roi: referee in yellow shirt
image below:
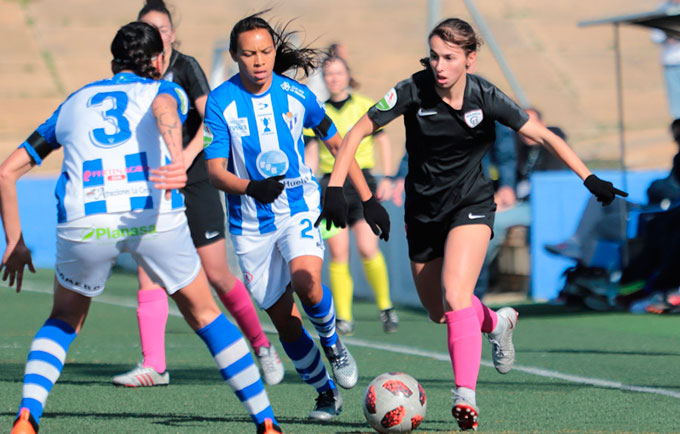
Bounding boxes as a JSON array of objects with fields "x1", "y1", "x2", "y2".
[{"x1": 305, "y1": 55, "x2": 398, "y2": 335}]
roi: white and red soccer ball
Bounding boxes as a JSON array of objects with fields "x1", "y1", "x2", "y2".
[{"x1": 362, "y1": 372, "x2": 427, "y2": 433}]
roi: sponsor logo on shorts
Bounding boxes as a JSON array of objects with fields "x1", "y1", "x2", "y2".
[
  {"x1": 205, "y1": 231, "x2": 220, "y2": 240},
  {"x1": 81, "y1": 224, "x2": 156, "y2": 241},
  {"x1": 243, "y1": 272, "x2": 253, "y2": 285},
  {"x1": 464, "y1": 109, "x2": 484, "y2": 128},
  {"x1": 376, "y1": 88, "x2": 397, "y2": 111},
  {"x1": 56, "y1": 267, "x2": 102, "y2": 293},
  {"x1": 468, "y1": 213, "x2": 486, "y2": 220}
]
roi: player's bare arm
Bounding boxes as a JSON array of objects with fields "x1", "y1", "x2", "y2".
[
  {"x1": 150, "y1": 93, "x2": 187, "y2": 197},
  {"x1": 328, "y1": 114, "x2": 377, "y2": 189},
  {"x1": 0, "y1": 147, "x2": 37, "y2": 292},
  {"x1": 518, "y1": 118, "x2": 591, "y2": 181},
  {"x1": 323, "y1": 132, "x2": 373, "y2": 201},
  {"x1": 205, "y1": 157, "x2": 249, "y2": 195},
  {"x1": 181, "y1": 94, "x2": 208, "y2": 168}
]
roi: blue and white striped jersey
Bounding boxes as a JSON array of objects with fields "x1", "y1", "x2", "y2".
[
  {"x1": 203, "y1": 72, "x2": 337, "y2": 235},
  {"x1": 21, "y1": 72, "x2": 189, "y2": 223}
]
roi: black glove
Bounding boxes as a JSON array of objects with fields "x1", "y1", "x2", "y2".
[
  {"x1": 245, "y1": 175, "x2": 285, "y2": 204},
  {"x1": 584, "y1": 174, "x2": 628, "y2": 206},
  {"x1": 362, "y1": 195, "x2": 391, "y2": 241},
  {"x1": 315, "y1": 186, "x2": 348, "y2": 230}
]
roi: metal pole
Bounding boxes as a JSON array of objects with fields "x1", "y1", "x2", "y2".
[
  {"x1": 427, "y1": 0, "x2": 441, "y2": 52},
  {"x1": 463, "y1": 0, "x2": 530, "y2": 107},
  {"x1": 613, "y1": 23, "x2": 629, "y2": 267}
]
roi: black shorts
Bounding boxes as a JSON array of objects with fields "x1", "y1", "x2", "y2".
[
  {"x1": 320, "y1": 170, "x2": 377, "y2": 226},
  {"x1": 405, "y1": 198, "x2": 496, "y2": 263},
  {"x1": 182, "y1": 179, "x2": 226, "y2": 248}
]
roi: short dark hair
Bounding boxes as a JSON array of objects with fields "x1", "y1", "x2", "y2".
[
  {"x1": 111, "y1": 21, "x2": 164, "y2": 79},
  {"x1": 229, "y1": 10, "x2": 323, "y2": 78}
]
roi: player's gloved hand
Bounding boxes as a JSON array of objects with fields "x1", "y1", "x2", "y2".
[
  {"x1": 584, "y1": 174, "x2": 628, "y2": 206},
  {"x1": 245, "y1": 175, "x2": 285, "y2": 204},
  {"x1": 362, "y1": 195, "x2": 391, "y2": 241},
  {"x1": 315, "y1": 186, "x2": 348, "y2": 230}
]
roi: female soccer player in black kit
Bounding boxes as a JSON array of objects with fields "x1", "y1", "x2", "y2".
[{"x1": 318, "y1": 18, "x2": 627, "y2": 431}]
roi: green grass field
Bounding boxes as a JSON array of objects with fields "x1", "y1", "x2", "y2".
[{"x1": 2, "y1": 269, "x2": 680, "y2": 433}]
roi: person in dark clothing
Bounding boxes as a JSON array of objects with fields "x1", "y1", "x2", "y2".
[{"x1": 317, "y1": 17, "x2": 627, "y2": 430}]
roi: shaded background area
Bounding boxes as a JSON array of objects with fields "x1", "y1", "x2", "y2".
[{"x1": 1, "y1": 0, "x2": 677, "y2": 174}]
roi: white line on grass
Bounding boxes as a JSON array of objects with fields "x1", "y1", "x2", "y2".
[{"x1": 7, "y1": 283, "x2": 680, "y2": 400}]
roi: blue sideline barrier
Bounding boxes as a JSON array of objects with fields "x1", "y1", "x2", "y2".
[
  {"x1": 530, "y1": 169, "x2": 667, "y2": 301},
  {"x1": 4, "y1": 170, "x2": 669, "y2": 306},
  {"x1": 0, "y1": 177, "x2": 59, "y2": 268},
  {"x1": 0, "y1": 176, "x2": 422, "y2": 306}
]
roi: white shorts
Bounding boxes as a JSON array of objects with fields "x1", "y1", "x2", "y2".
[
  {"x1": 55, "y1": 210, "x2": 201, "y2": 297},
  {"x1": 231, "y1": 210, "x2": 324, "y2": 309}
]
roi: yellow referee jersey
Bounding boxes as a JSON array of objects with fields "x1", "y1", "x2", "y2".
[{"x1": 304, "y1": 93, "x2": 378, "y2": 174}]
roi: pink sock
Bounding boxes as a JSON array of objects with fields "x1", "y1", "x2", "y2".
[
  {"x1": 218, "y1": 279, "x2": 270, "y2": 351},
  {"x1": 138, "y1": 288, "x2": 168, "y2": 373},
  {"x1": 445, "y1": 307, "x2": 482, "y2": 390},
  {"x1": 472, "y1": 295, "x2": 498, "y2": 333}
]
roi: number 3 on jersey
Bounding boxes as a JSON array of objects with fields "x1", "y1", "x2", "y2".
[{"x1": 88, "y1": 91, "x2": 131, "y2": 147}]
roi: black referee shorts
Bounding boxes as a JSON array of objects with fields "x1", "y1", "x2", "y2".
[
  {"x1": 320, "y1": 169, "x2": 377, "y2": 226},
  {"x1": 405, "y1": 197, "x2": 496, "y2": 263},
  {"x1": 182, "y1": 179, "x2": 226, "y2": 248}
]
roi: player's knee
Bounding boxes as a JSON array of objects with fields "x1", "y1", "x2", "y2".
[
  {"x1": 444, "y1": 290, "x2": 472, "y2": 312},
  {"x1": 425, "y1": 309, "x2": 445, "y2": 324}
]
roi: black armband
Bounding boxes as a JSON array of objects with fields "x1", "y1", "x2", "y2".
[
  {"x1": 312, "y1": 115, "x2": 333, "y2": 139},
  {"x1": 26, "y1": 131, "x2": 55, "y2": 160}
]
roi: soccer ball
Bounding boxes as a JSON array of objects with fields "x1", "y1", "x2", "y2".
[{"x1": 362, "y1": 372, "x2": 427, "y2": 433}]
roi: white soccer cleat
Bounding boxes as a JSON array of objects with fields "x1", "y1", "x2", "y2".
[
  {"x1": 255, "y1": 344, "x2": 284, "y2": 386},
  {"x1": 487, "y1": 307, "x2": 518, "y2": 374},
  {"x1": 452, "y1": 388, "x2": 479, "y2": 431},
  {"x1": 323, "y1": 339, "x2": 358, "y2": 389},
  {"x1": 309, "y1": 388, "x2": 343, "y2": 420},
  {"x1": 112, "y1": 363, "x2": 169, "y2": 387}
]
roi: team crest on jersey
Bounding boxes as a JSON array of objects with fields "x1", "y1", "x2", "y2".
[
  {"x1": 174, "y1": 88, "x2": 189, "y2": 116},
  {"x1": 282, "y1": 111, "x2": 299, "y2": 132},
  {"x1": 464, "y1": 109, "x2": 483, "y2": 128},
  {"x1": 376, "y1": 88, "x2": 397, "y2": 111},
  {"x1": 256, "y1": 149, "x2": 289, "y2": 178},
  {"x1": 203, "y1": 124, "x2": 213, "y2": 148}
]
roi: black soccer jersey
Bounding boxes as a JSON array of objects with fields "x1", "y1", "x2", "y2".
[
  {"x1": 367, "y1": 70, "x2": 529, "y2": 223},
  {"x1": 164, "y1": 50, "x2": 211, "y2": 184}
]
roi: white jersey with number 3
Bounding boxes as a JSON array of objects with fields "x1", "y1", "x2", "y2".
[{"x1": 21, "y1": 72, "x2": 189, "y2": 224}]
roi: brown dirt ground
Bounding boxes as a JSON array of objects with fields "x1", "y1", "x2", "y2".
[{"x1": 1, "y1": 0, "x2": 675, "y2": 175}]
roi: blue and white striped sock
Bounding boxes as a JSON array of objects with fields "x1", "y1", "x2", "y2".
[
  {"x1": 280, "y1": 327, "x2": 335, "y2": 392},
  {"x1": 18, "y1": 318, "x2": 77, "y2": 424},
  {"x1": 302, "y1": 284, "x2": 338, "y2": 347},
  {"x1": 196, "y1": 314, "x2": 276, "y2": 426}
]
